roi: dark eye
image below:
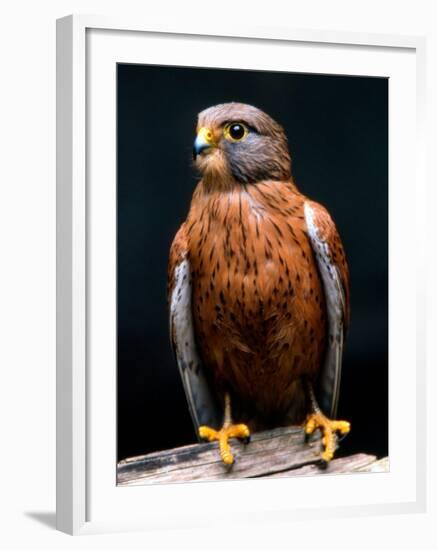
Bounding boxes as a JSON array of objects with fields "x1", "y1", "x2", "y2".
[
  {"x1": 229, "y1": 124, "x2": 245, "y2": 140},
  {"x1": 224, "y1": 122, "x2": 248, "y2": 142}
]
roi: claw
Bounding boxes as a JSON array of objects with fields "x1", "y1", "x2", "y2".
[
  {"x1": 199, "y1": 423, "x2": 251, "y2": 466},
  {"x1": 304, "y1": 412, "x2": 351, "y2": 463}
]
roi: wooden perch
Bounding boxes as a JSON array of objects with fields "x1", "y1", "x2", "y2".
[{"x1": 117, "y1": 426, "x2": 389, "y2": 486}]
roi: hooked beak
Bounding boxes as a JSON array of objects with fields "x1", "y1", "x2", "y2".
[{"x1": 193, "y1": 127, "x2": 215, "y2": 159}]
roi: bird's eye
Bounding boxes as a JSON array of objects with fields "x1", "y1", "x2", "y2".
[{"x1": 224, "y1": 122, "x2": 248, "y2": 142}]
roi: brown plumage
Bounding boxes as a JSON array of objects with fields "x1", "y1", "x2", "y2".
[{"x1": 168, "y1": 103, "x2": 350, "y2": 462}]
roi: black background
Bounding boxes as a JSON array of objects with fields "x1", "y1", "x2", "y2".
[{"x1": 117, "y1": 63, "x2": 388, "y2": 462}]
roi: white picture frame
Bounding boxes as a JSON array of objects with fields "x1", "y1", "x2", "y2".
[{"x1": 56, "y1": 14, "x2": 427, "y2": 536}]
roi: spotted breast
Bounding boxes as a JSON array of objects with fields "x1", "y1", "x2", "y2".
[{"x1": 184, "y1": 179, "x2": 327, "y2": 429}]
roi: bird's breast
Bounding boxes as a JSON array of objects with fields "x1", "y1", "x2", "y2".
[{"x1": 186, "y1": 181, "x2": 327, "y2": 418}]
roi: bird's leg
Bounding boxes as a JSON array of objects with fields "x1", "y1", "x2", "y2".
[
  {"x1": 304, "y1": 382, "x2": 351, "y2": 463},
  {"x1": 198, "y1": 392, "x2": 250, "y2": 466}
]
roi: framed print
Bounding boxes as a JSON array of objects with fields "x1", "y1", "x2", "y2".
[{"x1": 56, "y1": 15, "x2": 427, "y2": 535}]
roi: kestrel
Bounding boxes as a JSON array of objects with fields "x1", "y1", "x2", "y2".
[{"x1": 168, "y1": 103, "x2": 350, "y2": 466}]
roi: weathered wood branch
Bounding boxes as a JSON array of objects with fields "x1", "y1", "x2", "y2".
[{"x1": 117, "y1": 426, "x2": 388, "y2": 486}]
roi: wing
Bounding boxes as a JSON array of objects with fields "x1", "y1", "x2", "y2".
[
  {"x1": 304, "y1": 200, "x2": 350, "y2": 418},
  {"x1": 167, "y1": 223, "x2": 221, "y2": 434}
]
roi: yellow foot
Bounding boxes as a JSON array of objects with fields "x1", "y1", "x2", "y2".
[
  {"x1": 305, "y1": 412, "x2": 351, "y2": 463},
  {"x1": 198, "y1": 424, "x2": 250, "y2": 465}
]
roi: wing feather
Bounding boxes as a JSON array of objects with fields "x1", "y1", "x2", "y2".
[
  {"x1": 168, "y1": 224, "x2": 220, "y2": 434},
  {"x1": 304, "y1": 201, "x2": 350, "y2": 418}
]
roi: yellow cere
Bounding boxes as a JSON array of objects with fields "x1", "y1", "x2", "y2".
[{"x1": 197, "y1": 127, "x2": 215, "y2": 145}]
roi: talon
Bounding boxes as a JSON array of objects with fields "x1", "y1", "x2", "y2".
[
  {"x1": 334, "y1": 420, "x2": 351, "y2": 435},
  {"x1": 198, "y1": 426, "x2": 218, "y2": 442},
  {"x1": 305, "y1": 411, "x2": 351, "y2": 463},
  {"x1": 199, "y1": 422, "x2": 250, "y2": 466},
  {"x1": 199, "y1": 393, "x2": 251, "y2": 467},
  {"x1": 318, "y1": 458, "x2": 329, "y2": 470},
  {"x1": 305, "y1": 417, "x2": 316, "y2": 434},
  {"x1": 222, "y1": 449, "x2": 234, "y2": 465}
]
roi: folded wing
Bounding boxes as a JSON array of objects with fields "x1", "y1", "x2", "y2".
[
  {"x1": 304, "y1": 201, "x2": 350, "y2": 418},
  {"x1": 167, "y1": 223, "x2": 221, "y2": 434}
]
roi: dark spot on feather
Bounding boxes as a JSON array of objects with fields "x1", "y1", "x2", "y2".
[{"x1": 271, "y1": 220, "x2": 283, "y2": 238}]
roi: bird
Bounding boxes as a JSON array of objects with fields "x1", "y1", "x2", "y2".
[{"x1": 167, "y1": 102, "x2": 350, "y2": 466}]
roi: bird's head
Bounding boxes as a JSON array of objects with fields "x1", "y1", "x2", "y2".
[{"x1": 193, "y1": 103, "x2": 291, "y2": 189}]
